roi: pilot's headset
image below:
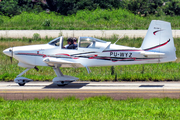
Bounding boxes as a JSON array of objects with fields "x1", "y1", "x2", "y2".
[{"x1": 73, "y1": 37, "x2": 77, "y2": 42}]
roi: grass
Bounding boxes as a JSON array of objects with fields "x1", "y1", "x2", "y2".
[
  {"x1": 0, "y1": 96, "x2": 180, "y2": 119},
  {"x1": 1, "y1": 37, "x2": 180, "y2": 81},
  {"x1": 0, "y1": 9, "x2": 180, "y2": 30}
]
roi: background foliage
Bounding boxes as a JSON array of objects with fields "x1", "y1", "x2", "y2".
[
  {"x1": 1, "y1": 0, "x2": 180, "y2": 16},
  {"x1": 1, "y1": 9, "x2": 180, "y2": 30},
  {"x1": 0, "y1": 0, "x2": 180, "y2": 30}
]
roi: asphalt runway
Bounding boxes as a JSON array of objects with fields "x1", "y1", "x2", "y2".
[{"x1": 0, "y1": 81, "x2": 180, "y2": 100}]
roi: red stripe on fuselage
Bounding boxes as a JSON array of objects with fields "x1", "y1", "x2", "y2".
[
  {"x1": 103, "y1": 50, "x2": 142, "y2": 52},
  {"x1": 17, "y1": 53, "x2": 45, "y2": 56},
  {"x1": 55, "y1": 53, "x2": 79, "y2": 59}
]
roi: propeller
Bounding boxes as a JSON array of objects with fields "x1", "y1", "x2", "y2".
[{"x1": 9, "y1": 47, "x2": 13, "y2": 64}]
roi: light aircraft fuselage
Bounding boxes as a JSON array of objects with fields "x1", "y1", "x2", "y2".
[{"x1": 3, "y1": 20, "x2": 177, "y2": 86}]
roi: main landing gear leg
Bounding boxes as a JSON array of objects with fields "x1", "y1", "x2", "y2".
[
  {"x1": 14, "y1": 68, "x2": 33, "y2": 86},
  {"x1": 52, "y1": 67, "x2": 79, "y2": 86}
]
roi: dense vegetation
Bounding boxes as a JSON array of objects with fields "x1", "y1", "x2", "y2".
[
  {"x1": 1, "y1": 9, "x2": 180, "y2": 30},
  {"x1": 0, "y1": 96, "x2": 180, "y2": 119},
  {"x1": 1, "y1": 0, "x2": 180, "y2": 16},
  {"x1": 0, "y1": 0, "x2": 180, "y2": 30},
  {"x1": 1, "y1": 37, "x2": 180, "y2": 81},
  {"x1": 0, "y1": 9, "x2": 146, "y2": 30}
]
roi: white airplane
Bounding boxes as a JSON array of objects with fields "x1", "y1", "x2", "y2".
[{"x1": 3, "y1": 20, "x2": 177, "y2": 86}]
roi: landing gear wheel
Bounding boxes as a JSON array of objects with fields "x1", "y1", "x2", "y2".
[
  {"x1": 57, "y1": 81, "x2": 67, "y2": 87},
  {"x1": 18, "y1": 83, "x2": 25, "y2": 86}
]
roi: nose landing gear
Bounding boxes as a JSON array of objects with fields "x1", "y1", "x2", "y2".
[{"x1": 14, "y1": 68, "x2": 33, "y2": 86}]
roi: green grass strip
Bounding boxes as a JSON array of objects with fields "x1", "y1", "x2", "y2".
[{"x1": 0, "y1": 96, "x2": 180, "y2": 119}]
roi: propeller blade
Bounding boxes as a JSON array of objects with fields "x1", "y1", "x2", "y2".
[
  {"x1": 34, "y1": 66, "x2": 39, "y2": 71},
  {"x1": 10, "y1": 57, "x2": 12, "y2": 64},
  {"x1": 10, "y1": 47, "x2": 13, "y2": 64}
]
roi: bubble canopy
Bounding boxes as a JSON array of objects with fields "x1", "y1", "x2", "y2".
[
  {"x1": 79, "y1": 37, "x2": 107, "y2": 48},
  {"x1": 47, "y1": 36, "x2": 109, "y2": 50}
]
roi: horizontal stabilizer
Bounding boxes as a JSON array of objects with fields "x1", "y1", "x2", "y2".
[{"x1": 140, "y1": 51, "x2": 165, "y2": 56}]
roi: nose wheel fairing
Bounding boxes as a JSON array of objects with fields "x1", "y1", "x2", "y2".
[
  {"x1": 53, "y1": 76, "x2": 79, "y2": 86},
  {"x1": 14, "y1": 77, "x2": 33, "y2": 86}
]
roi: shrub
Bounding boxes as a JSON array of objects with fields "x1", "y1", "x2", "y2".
[
  {"x1": 42, "y1": 19, "x2": 51, "y2": 27},
  {"x1": 0, "y1": 19, "x2": 4, "y2": 25},
  {"x1": 33, "y1": 33, "x2": 41, "y2": 40}
]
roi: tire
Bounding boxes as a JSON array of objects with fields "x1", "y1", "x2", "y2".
[{"x1": 18, "y1": 83, "x2": 25, "y2": 86}]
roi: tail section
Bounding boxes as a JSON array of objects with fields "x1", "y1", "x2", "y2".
[{"x1": 141, "y1": 20, "x2": 176, "y2": 62}]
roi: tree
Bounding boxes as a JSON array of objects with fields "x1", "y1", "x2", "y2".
[
  {"x1": 163, "y1": 0, "x2": 180, "y2": 15},
  {"x1": 45, "y1": 0, "x2": 121, "y2": 15},
  {"x1": 0, "y1": 0, "x2": 20, "y2": 16}
]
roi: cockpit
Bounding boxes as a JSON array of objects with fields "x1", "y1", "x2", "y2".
[{"x1": 48, "y1": 36, "x2": 109, "y2": 50}]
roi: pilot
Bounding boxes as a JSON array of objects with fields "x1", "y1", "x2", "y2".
[
  {"x1": 64, "y1": 37, "x2": 72, "y2": 48},
  {"x1": 73, "y1": 37, "x2": 78, "y2": 49},
  {"x1": 66, "y1": 38, "x2": 76, "y2": 49}
]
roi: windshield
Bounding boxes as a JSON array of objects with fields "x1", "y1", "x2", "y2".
[
  {"x1": 48, "y1": 37, "x2": 60, "y2": 46},
  {"x1": 79, "y1": 37, "x2": 107, "y2": 48}
]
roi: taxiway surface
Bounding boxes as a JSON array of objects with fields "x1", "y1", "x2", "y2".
[{"x1": 0, "y1": 81, "x2": 180, "y2": 100}]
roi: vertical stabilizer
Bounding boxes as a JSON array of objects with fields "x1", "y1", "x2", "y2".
[{"x1": 141, "y1": 20, "x2": 176, "y2": 62}]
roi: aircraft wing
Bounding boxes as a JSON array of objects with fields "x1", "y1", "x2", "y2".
[{"x1": 43, "y1": 57, "x2": 84, "y2": 68}]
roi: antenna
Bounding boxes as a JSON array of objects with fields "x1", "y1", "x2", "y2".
[{"x1": 113, "y1": 34, "x2": 125, "y2": 45}]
